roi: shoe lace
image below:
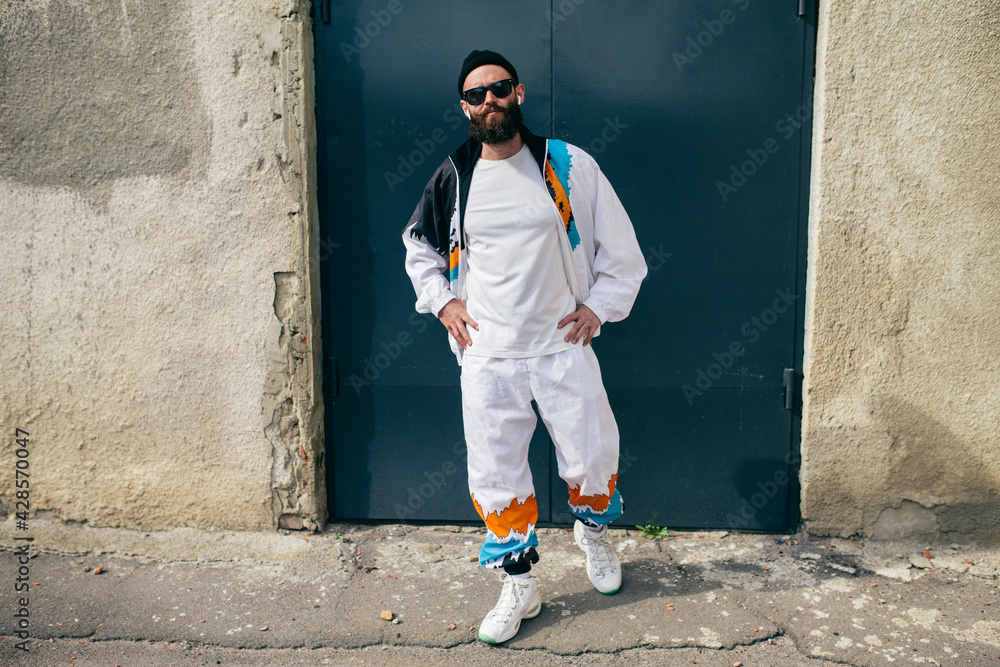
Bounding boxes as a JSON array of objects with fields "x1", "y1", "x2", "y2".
[
  {"x1": 580, "y1": 529, "x2": 615, "y2": 576},
  {"x1": 489, "y1": 573, "x2": 524, "y2": 624}
]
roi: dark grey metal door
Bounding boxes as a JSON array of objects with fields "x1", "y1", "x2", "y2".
[{"x1": 315, "y1": 1, "x2": 813, "y2": 530}]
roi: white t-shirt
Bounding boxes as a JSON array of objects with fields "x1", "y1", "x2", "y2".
[{"x1": 463, "y1": 144, "x2": 579, "y2": 358}]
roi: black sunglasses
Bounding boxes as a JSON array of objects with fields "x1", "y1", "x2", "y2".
[{"x1": 461, "y1": 78, "x2": 516, "y2": 106}]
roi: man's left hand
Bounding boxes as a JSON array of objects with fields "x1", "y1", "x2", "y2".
[{"x1": 558, "y1": 304, "x2": 601, "y2": 346}]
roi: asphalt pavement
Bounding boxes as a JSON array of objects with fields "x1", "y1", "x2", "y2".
[{"x1": 1, "y1": 519, "x2": 998, "y2": 666}]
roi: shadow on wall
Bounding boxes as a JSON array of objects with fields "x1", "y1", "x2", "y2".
[
  {"x1": 811, "y1": 395, "x2": 1000, "y2": 544},
  {"x1": 0, "y1": 0, "x2": 211, "y2": 191},
  {"x1": 874, "y1": 395, "x2": 1000, "y2": 544}
]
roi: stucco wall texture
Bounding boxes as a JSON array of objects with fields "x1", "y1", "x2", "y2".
[
  {"x1": 802, "y1": 0, "x2": 1000, "y2": 542},
  {"x1": 2, "y1": 0, "x2": 998, "y2": 541},
  {"x1": 0, "y1": 0, "x2": 325, "y2": 530}
]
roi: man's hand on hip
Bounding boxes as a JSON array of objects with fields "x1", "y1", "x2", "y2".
[
  {"x1": 438, "y1": 298, "x2": 479, "y2": 349},
  {"x1": 558, "y1": 304, "x2": 601, "y2": 346}
]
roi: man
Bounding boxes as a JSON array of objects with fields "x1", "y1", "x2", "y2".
[{"x1": 402, "y1": 49, "x2": 646, "y2": 644}]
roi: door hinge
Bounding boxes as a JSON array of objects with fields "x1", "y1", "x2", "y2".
[
  {"x1": 781, "y1": 368, "x2": 799, "y2": 410},
  {"x1": 783, "y1": 368, "x2": 797, "y2": 411},
  {"x1": 318, "y1": 0, "x2": 330, "y2": 24},
  {"x1": 797, "y1": 0, "x2": 807, "y2": 17}
]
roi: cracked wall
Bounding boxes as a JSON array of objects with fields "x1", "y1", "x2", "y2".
[
  {"x1": 259, "y1": 2, "x2": 326, "y2": 531},
  {"x1": 801, "y1": 0, "x2": 1000, "y2": 543},
  {"x1": 0, "y1": 0, "x2": 324, "y2": 530}
]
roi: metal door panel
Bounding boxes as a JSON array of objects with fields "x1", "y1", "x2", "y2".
[
  {"x1": 549, "y1": 1, "x2": 808, "y2": 530},
  {"x1": 316, "y1": 0, "x2": 553, "y2": 521},
  {"x1": 316, "y1": 1, "x2": 811, "y2": 529},
  {"x1": 550, "y1": 386, "x2": 791, "y2": 529}
]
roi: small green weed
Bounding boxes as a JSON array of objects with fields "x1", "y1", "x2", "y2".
[{"x1": 636, "y1": 524, "x2": 670, "y2": 540}]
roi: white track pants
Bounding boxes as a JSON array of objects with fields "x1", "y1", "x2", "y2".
[{"x1": 461, "y1": 345, "x2": 623, "y2": 569}]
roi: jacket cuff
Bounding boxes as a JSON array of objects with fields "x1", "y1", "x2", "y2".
[
  {"x1": 431, "y1": 289, "x2": 458, "y2": 317},
  {"x1": 582, "y1": 298, "x2": 610, "y2": 324}
]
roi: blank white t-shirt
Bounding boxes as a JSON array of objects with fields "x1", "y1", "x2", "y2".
[{"x1": 463, "y1": 144, "x2": 578, "y2": 358}]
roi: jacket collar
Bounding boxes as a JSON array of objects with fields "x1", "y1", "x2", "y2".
[{"x1": 449, "y1": 126, "x2": 548, "y2": 179}]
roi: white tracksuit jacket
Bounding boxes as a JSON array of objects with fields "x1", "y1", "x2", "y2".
[{"x1": 402, "y1": 126, "x2": 647, "y2": 362}]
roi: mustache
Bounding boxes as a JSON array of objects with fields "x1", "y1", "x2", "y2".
[{"x1": 467, "y1": 98, "x2": 522, "y2": 144}]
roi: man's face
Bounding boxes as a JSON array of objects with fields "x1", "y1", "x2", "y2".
[{"x1": 460, "y1": 64, "x2": 525, "y2": 145}]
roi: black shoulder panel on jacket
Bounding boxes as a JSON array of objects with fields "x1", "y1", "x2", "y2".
[
  {"x1": 405, "y1": 158, "x2": 457, "y2": 258},
  {"x1": 520, "y1": 126, "x2": 548, "y2": 171},
  {"x1": 450, "y1": 136, "x2": 482, "y2": 178}
]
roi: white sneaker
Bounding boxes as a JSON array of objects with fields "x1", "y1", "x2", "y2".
[
  {"x1": 574, "y1": 520, "x2": 622, "y2": 594},
  {"x1": 477, "y1": 572, "x2": 541, "y2": 644}
]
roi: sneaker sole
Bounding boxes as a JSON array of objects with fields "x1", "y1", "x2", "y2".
[{"x1": 477, "y1": 601, "x2": 541, "y2": 644}]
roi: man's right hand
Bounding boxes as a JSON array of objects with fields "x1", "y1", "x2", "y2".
[{"x1": 438, "y1": 298, "x2": 479, "y2": 349}]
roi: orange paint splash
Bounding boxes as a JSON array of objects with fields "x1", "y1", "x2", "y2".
[
  {"x1": 568, "y1": 473, "x2": 618, "y2": 512},
  {"x1": 471, "y1": 494, "x2": 538, "y2": 539}
]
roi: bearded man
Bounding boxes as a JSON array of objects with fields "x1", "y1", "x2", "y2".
[{"x1": 402, "y1": 49, "x2": 647, "y2": 644}]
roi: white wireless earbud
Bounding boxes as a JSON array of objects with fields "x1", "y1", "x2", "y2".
[
  {"x1": 464, "y1": 109, "x2": 471, "y2": 119},
  {"x1": 517, "y1": 95, "x2": 523, "y2": 104}
]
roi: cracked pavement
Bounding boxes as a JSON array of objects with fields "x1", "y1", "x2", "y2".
[{"x1": 1, "y1": 519, "x2": 998, "y2": 665}]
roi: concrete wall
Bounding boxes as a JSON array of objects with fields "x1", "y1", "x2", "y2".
[
  {"x1": 801, "y1": 0, "x2": 1000, "y2": 543},
  {"x1": 0, "y1": 0, "x2": 325, "y2": 530},
  {"x1": 3, "y1": 0, "x2": 998, "y2": 541}
]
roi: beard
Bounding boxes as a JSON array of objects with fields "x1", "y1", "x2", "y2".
[{"x1": 467, "y1": 99, "x2": 524, "y2": 145}]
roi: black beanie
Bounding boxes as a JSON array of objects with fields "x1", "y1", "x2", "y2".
[{"x1": 458, "y1": 49, "x2": 519, "y2": 95}]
